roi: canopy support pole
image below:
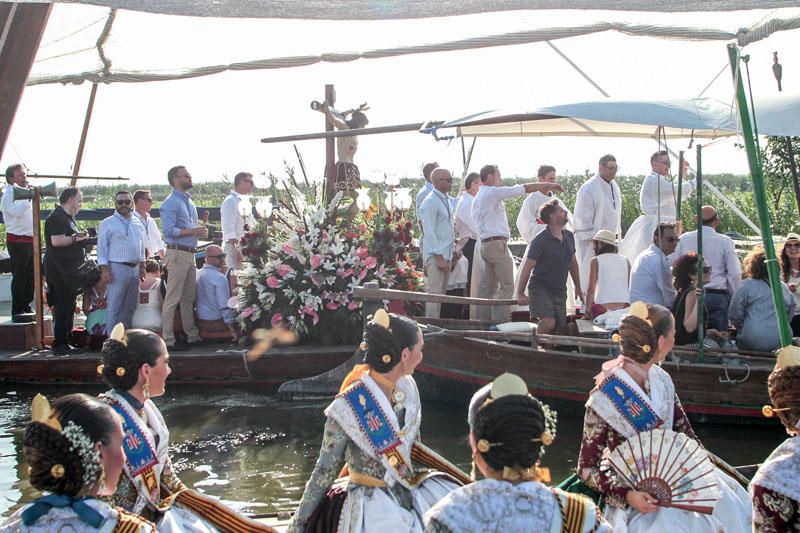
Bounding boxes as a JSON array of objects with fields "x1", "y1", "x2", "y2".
[
  {"x1": 71, "y1": 83, "x2": 99, "y2": 186},
  {"x1": 0, "y1": 2, "x2": 51, "y2": 160},
  {"x1": 727, "y1": 43, "x2": 792, "y2": 347},
  {"x1": 324, "y1": 84, "x2": 336, "y2": 205},
  {"x1": 676, "y1": 150, "x2": 684, "y2": 223},
  {"x1": 696, "y1": 145, "x2": 705, "y2": 362}
]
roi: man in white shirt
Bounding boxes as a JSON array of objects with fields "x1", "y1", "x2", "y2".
[
  {"x1": 454, "y1": 172, "x2": 481, "y2": 295},
  {"x1": 629, "y1": 223, "x2": 679, "y2": 308},
  {"x1": 472, "y1": 164, "x2": 563, "y2": 323},
  {"x1": 574, "y1": 154, "x2": 622, "y2": 291},
  {"x1": 516, "y1": 165, "x2": 572, "y2": 246},
  {"x1": 1, "y1": 164, "x2": 34, "y2": 321},
  {"x1": 220, "y1": 171, "x2": 256, "y2": 269},
  {"x1": 671, "y1": 205, "x2": 742, "y2": 330},
  {"x1": 133, "y1": 190, "x2": 165, "y2": 262},
  {"x1": 419, "y1": 168, "x2": 460, "y2": 318}
]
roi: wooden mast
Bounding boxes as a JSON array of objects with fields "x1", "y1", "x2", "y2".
[
  {"x1": 0, "y1": 2, "x2": 51, "y2": 160},
  {"x1": 71, "y1": 83, "x2": 100, "y2": 186},
  {"x1": 323, "y1": 84, "x2": 336, "y2": 205}
]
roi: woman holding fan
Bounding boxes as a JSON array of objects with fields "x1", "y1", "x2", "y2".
[{"x1": 577, "y1": 302, "x2": 751, "y2": 532}]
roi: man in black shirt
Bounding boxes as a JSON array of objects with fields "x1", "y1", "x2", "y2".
[
  {"x1": 516, "y1": 198, "x2": 583, "y2": 335},
  {"x1": 44, "y1": 187, "x2": 89, "y2": 354}
]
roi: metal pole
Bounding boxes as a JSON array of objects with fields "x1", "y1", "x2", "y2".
[
  {"x1": 32, "y1": 189, "x2": 44, "y2": 349},
  {"x1": 696, "y1": 145, "x2": 705, "y2": 362},
  {"x1": 70, "y1": 82, "x2": 98, "y2": 186},
  {"x1": 323, "y1": 84, "x2": 336, "y2": 205},
  {"x1": 676, "y1": 150, "x2": 684, "y2": 223},
  {"x1": 727, "y1": 43, "x2": 793, "y2": 347}
]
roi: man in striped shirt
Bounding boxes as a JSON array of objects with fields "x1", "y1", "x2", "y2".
[{"x1": 98, "y1": 190, "x2": 146, "y2": 330}]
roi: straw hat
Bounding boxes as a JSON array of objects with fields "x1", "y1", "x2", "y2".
[
  {"x1": 592, "y1": 229, "x2": 617, "y2": 246},
  {"x1": 785, "y1": 232, "x2": 800, "y2": 242}
]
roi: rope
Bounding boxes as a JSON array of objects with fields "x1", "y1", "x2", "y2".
[{"x1": 96, "y1": 8, "x2": 116, "y2": 76}]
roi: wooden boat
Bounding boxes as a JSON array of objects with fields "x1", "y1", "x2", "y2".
[
  {"x1": 0, "y1": 343, "x2": 354, "y2": 386},
  {"x1": 279, "y1": 283, "x2": 776, "y2": 424}
]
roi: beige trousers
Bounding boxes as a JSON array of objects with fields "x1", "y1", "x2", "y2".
[
  {"x1": 477, "y1": 239, "x2": 514, "y2": 323},
  {"x1": 424, "y1": 256, "x2": 450, "y2": 318},
  {"x1": 162, "y1": 249, "x2": 201, "y2": 345}
]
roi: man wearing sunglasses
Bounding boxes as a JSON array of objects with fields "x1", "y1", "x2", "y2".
[
  {"x1": 671, "y1": 205, "x2": 742, "y2": 330},
  {"x1": 97, "y1": 190, "x2": 146, "y2": 330},
  {"x1": 629, "y1": 222, "x2": 680, "y2": 308},
  {"x1": 196, "y1": 244, "x2": 238, "y2": 341}
]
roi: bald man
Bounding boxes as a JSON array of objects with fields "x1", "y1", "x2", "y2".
[
  {"x1": 671, "y1": 205, "x2": 742, "y2": 330},
  {"x1": 418, "y1": 167, "x2": 460, "y2": 317},
  {"x1": 195, "y1": 244, "x2": 238, "y2": 340}
]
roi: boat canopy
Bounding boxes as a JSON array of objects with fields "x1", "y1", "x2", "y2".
[
  {"x1": 18, "y1": 2, "x2": 800, "y2": 86},
  {"x1": 432, "y1": 92, "x2": 800, "y2": 139}
]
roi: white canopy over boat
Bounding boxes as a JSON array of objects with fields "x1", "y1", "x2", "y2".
[{"x1": 434, "y1": 92, "x2": 800, "y2": 139}]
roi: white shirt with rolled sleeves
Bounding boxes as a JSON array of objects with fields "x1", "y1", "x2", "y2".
[
  {"x1": 471, "y1": 184, "x2": 525, "y2": 240},
  {"x1": 516, "y1": 191, "x2": 572, "y2": 245},
  {"x1": 134, "y1": 212, "x2": 165, "y2": 258},
  {"x1": 454, "y1": 193, "x2": 478, "y2": 249},
  {"x1": 220, "y1": 191, "x2": 255, "y2": 244},
  {"x1": 670, "y1": 225, "x2": 742, "y2": 293},
  {"x1": 1, "y1": 183, "x2": 33, "y2": 236}
]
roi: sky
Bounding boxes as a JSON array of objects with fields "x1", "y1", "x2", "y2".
[{"x1": 2, "y1": 6, "x2": 799, "y2": 192}]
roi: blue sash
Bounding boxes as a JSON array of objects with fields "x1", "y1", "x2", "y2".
[
  {"x1": 21, "y1": 495, "x2": 103, "y2": 527},
  {"x1": 342, "y1": 382, "x2": 401, "y2": 454},
  {"x1": 598, "y1": 375, "x2": 661, "y2": 432},
  {"x1": 109, "y1": 399, "x2": 158, "y2": 476}
]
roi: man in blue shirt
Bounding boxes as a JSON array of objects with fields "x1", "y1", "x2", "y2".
[
  {"x1": 630, "y1": 223, "x2": 679, "y2": 308},
  {"x1": 98, "y1": 190, "x2": 146, "y2": 330},
  {"x1": 419, "y1": 167, "x2": 460, "y2": 318},
  {"x1": 160, "y1": 165, "x2": 207, "y2": 350},
  {"x1": 196, "y1": 244, "x2": 238, "y2": 341}
]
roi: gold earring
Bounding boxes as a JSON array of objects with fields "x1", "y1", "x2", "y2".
[{"x1": 142, "y1": 377, "x2": 151, "y2": 400}]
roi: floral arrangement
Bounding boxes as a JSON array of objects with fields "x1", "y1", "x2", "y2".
[{"x1": 236, "y1": 174, "x2": 423, "y2": 345}]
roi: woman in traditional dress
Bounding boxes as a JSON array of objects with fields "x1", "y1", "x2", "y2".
[
  {"x1": 750, "y1": 346, "x2": 800, "y2": 531},
  {"x1": 98, "y1": 324, "x2": 275, "y2": 533},
  {"x1": 424, "y1": 373, "x2": 609, "y2": 533},
  {"x1": 578, "y1": 302, "x2": 752, "y2": 532},
  {"x1": 287, "y1": 310, "x2": 462, "y2": 533},
  {"x1": 1, "y1": 393, "x2": 155, "y2": 532}
]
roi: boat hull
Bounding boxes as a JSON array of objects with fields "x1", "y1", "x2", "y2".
[{"x1": 414, "y1": 334, "x2": 772, "y2": 422}]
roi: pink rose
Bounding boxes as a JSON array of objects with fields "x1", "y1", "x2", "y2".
[
  {"x1": 270, "y1": 312, "x2": 283, "y2": 327},
  {"x1": 347, "y1": 300, "x2": 359, "y2": 311},
  {"x1": 266, "y1": 276, "x2": 280, "y2": 288},
  {"x1": 364, "y1": 256, "x2": 377, "y2": 270},
  {"x1": 310, "y1": 254, "x2": 322, "y2": 269},
  {"x1": 276, "y1": 264, "x2": 293, "y2": 278},
  {"x1": 326, "y1": 302, "x2": 339, "y2": 310}
]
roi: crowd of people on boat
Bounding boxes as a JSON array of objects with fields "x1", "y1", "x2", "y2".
[
  {"x1": 417, "y1": 152, "x2": 798, "y2": 355},
  {"x1": 3, "y1": 306, "x2": 798, "y2": 532},
  {"x1": 1, "y1": 164, "x2": 253, "y2": 355}
]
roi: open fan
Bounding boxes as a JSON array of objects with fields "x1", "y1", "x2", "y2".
[{"x1": 607, "y1": 428, "x2": 719, "y2": 514}]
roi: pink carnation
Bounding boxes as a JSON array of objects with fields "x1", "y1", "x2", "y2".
[
  {"x1": 270, "y1": 312, "x2": 283, "y2": 327},
  {"x1": 310, "y1": 254, "x2": 322, "y2": 269},
  {"x1": 364, "y1": 256, "x2": 377, "y2": 270},
  {"x1": 276, "y1": 264, "x2": 293, "y2": 278},
  {"x1": 266, "y1": 276, "x2": 280, "y2": 288}
]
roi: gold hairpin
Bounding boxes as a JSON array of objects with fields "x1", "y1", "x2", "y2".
[
  {"x1": 96, "y1": 364, "x2": 104, "y2": 375},
  {"x1": 381, "y1": 354, "x2": 392, "y2": 364},
  {"x1": 50, "y1": 464, "x2": 65, "y2": 478},
  {"x1": 109, "y1": 323, "x2": 127, "y2": 346},
  {"x1": 611, "y1": 333, "x2": 621, "y2": 343},
  {"x1": 359, "y1": 342, "x2": 368, "y2": 351},
  {"x1": 477, "y1": 438, "x2": 502, "y2": 453},
  {"x1": 533, "y1": 431, "x2": 554, "y2": 446},
  {"x1": 115, "y1": 367, "x2": 126, "y2": 377},
  {"x1": 31, "y1": 394, "x2": 62, "y2": 432},
  {"x1": 762, "y1": 405, "x2": 792, "y2": 418}
]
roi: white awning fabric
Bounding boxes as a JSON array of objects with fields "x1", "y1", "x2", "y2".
[
  {"x1": 436, "y1": 92, "x2": 800, "y2": 139},
  {"x1": 18, "y1": 2, "x2": 800, "y2": 86}
]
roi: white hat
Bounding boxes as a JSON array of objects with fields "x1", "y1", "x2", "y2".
[{"x1": 592, "y1": 229, "x2": 617, "y2": 246}]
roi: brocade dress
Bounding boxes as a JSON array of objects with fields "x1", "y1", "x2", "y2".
[
  {"x1": 578, "y1": 364, "x2": 752, "y2": 532},
  {"x1": 287, "y1": 372, "x2": 458, "y2": 533},
  {"x1": 750, "y1": 436, "x2": 800, "y2": 532},
  {"x1": 0, "y1": 496, "x2": 154, "y2": 533},
  {"x1": 423, "y1": 478, "x2": 610, "y2": 533}
]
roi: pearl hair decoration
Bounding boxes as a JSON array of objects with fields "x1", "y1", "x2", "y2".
[{"x1": 61, "y1": 421, "x2": 102, "y2": 486}]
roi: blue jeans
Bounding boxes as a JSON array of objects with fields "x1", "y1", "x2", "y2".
[
  {"x1": 704, "y1": 290, "x2": 730, "y2": 331},
  {"x1": 106, "y1": 262, "x2": 139, "y2": 330}
]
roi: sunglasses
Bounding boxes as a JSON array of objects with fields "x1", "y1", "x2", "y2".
[
  {"x1": 702, "y1": 266, "x2": 712, "y2": 273},
  {"x1": 207, "y1": 254, "x2": 225, "y2": 259},
  {"x1": 116, "y1": 199, "x2": 132, "y2": 205},
  {"x1": 786, "y1": 242, "x2": 800, "y2": 249},
  {"x1": 605, "y1": 164, "x2": 619, "y2": 171}
]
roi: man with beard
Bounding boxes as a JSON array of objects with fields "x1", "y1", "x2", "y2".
[
  {"x1": 97, "y1": 190, "x2": 146, "y2": 330},
  {"x1": 160, "y1": 165, "x2": 207, "y2": 350}
]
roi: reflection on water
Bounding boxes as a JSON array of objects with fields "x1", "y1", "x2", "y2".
[{"x1": 0, "y1": 385, "x2": 788, "y2": 518}]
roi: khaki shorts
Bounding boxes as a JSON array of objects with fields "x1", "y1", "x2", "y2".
[{"x1": 529, "y1": 286, "x2": 567, "y2": 329}]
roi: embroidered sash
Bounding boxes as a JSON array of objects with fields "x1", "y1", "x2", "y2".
[
  {"x1": 586, "y1": 369, "x2": 666, "y2": 439},
  {"x1": 103, "y1": 392, "x2": 175, "y2": 512},
  {"x1": 750, "y1": 436, "x2": 800, "y2": 503},
  {"x1": 327, "y1": 374, "x2": 419, "y2": 489}
]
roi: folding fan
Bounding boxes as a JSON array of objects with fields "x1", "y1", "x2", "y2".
[{"x1": 606, "y1": 428, "x2": 719, "y2": 514}]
